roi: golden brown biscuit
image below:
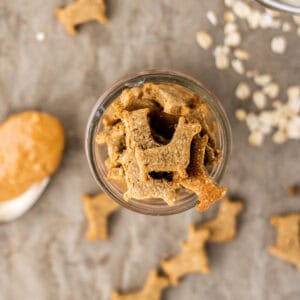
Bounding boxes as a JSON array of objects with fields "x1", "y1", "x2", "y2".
[
  {"x1": 82, "y1": 193, "x2": 119, "y2": 240},
  {"x1": 269, "y1": 214, "x2": 300, "y2": 270},
  {"x1": 112, "y1": 270, "x2": 169, "y2": 300},
  {"x1": 56, "y1": 0, "x2": 107, "y2": 35},
  {"x1": 135, "y1": 117, "x2": 201, "y2": 181},
  {"x1": 175, "y1": 135, "x2": 226, "y2": 211},
  {"x1": 161, "y1": 225, "x2": 210, "y2": 285},
  {"x1": 0, "y1": 111, "x2": 65, "y2": 202},
  {"x1": 200, "y1": 198, "x2": 243, "y2": 242}
]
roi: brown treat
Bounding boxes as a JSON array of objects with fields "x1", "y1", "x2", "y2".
[
  {"x1": 200, "y1": 198, "x2": 243, "y2": 242},
  {"x1": 142, "y1": 83, "x2": 198, "y2": 115},
  {"x1": 122, "y1": 150, "x2": 177, "y2": 205},
  {"x1": 161, "y1": 225, "x2": 210, "y2": 285},
  {"x1": 113, "y1": 87, "x2": 160, "y2": 113},
  {"x1": 121, "y1": 109, "x2": 160, "y2": 150},
  {"x1": 288, "y1": 185, "x2": 299, "y2": 197},
  {"x1": 135, "y1": 117, "x2": 201, "y2": 181},
  {"x1": 102, "y1": 105, "x2": 121, "y2": 127},
  {"x1": 269, "y1": 214, "x2": 300, "y2": 270},
  {"x1": 82, "y1": 193, "x2": 119, "y2": 240},
  {"x1": 204, "y1": 144, "x2": 222, "y2": 167},
  {"x1": 112, "y1": 270, "x2": 169, "y2": 300},
  {"x1": 96, "y1": 122, "x2": 126, "y2": 167},
  {"x1": 0, "y1": 111, "x2": 65, "y2": 202},
  {"x1": 175, "y1": 135, "x2": 226, "y2": 211},
  {"x1": 107, "y1": 166, "x2": 125, "y2": 181},
  {"x1": 55, "y1": 0, "x2": 107, "y2": 35}
]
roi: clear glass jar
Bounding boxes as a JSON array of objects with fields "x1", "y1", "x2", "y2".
[{"x1": 85, "y1": 70, "x2": 232, "y2": 216}]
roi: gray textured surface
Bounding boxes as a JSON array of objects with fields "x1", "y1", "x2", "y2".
[{"x1": 1, "y1": 0, "x2": 300, "y2": 299}]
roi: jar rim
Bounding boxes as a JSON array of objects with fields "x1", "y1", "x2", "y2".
[{"x1": 85, "y1": 69, "x2": 232, "y2": 215}]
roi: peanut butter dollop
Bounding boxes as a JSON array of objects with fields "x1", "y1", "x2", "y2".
[{"x1": 0, "y1": 111, "x2": 65, "y2": 202}]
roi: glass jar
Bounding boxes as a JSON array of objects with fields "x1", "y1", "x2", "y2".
[
  {"x1": 85, "y1": 70, "x2": 232, "y2": 216},
  {"x1": 254, "y1": 0, "x2": 300, "y2": 14}
]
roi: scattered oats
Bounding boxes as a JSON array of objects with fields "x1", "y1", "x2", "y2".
[
  {"x1": 246, "y1": 113, "x2": 260, "y2": 131},
  {"x1": 235, "y1": 109, "x2": 247, "y2": 121},
  {"x1": 287, "y1": 86, "x2": 300, "y2": 100},
  {"x1": 224, "y1": 22, "x2": 238, "y2": 34},
  {"x1": 271, "y1": 36, "x2": 287, "y2": 54},
  {"x1": 254, "y1": 74, "x2": 272, "y2": 87},
  {"x1": 233, "y1": 1, "x2": 251, "y2": 19},
  {"x1": 253, "y1": 91, "x2": 267, "y2": 109},
  {"x1": 224, "y1": 31, "x2": 241, "y2": 47},
  {"x1": 272, "y1": 100, "x2": 283, "y2": 109},
  {"x1": 235, "y1": 82, "x2": 251, "y2": 100},
  {"x1": 293, "y1": 15, "x2": 300, "y2": 26},
  {"x1": 248, "y1": 130, "x2": 264, "y2": 146},
  {"x1": 215, "y1": 53, "x2": 229, "y2": 69},
  {"x1": 272, "y1": 130, "x2": 287, "y2": 144},
  {"x1": 286, "y1": 117, "x2": 300, "y2": 139},
  {"x1": 246, "y1": 70, "x2": 257, "y2": 78},
  {"x1": 247, "y1": 10, "x2": 261, "y2": 29},
  {"x1": 225, "y1": 0, "x2": 235, "y2": 8},
  {"x1": 214, "y1": 45, "x2": 230, "y2": 56},
  {"x1": 263, "y1": 83, "x2": 280, "y2": 99},
  {"x1": 231, "y1": 59, "x2": 245, "y2": 74},
  {"x1": 36, "y1": 32, "x2": 45, "y2": 42},
  {"x1": 196, "y1": 31, "x2": 213, "y2": 50},
  {"x1": 259, "y1": 113, "x2": 273, "y2": 134},
  {"x1": 260, "y1": 13, "x2": 274, "y2": 28},
  {"x1": 272, "y1": 19, "x2": 282, "y2": 29},
  {"x1": 265, "y1": 9, "x2": 281, "y2": 17},
  {"x1": 224, "y1": 11, "x2": 236, "y2": 22},
  {"x1": 282, "y1": 22, "x2": 291, "y2": 32},
  {"x1": 234, "y1": 49, "x2": 250, "y2": 60},
  {"x1": 207, "y1": 10, "x2": 218, "y2": 26}
]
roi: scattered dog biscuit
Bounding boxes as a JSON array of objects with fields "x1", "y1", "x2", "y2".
[
  {"x1": 288, "y1": 185, "x2": 299, "y2": 197},
  {"x1": 82, "y1": 193, "x2": 119, "y2": 240},
  {"x1": 269, "y1": 214, "x2": 300, "y2": 270},
  {"x1": 200, "y1": 197, "x2": 243, "y2": 242},
  {"x1": 56, "y1": 0, "x2": 107, "y2": 35},
  {"x1": 135, "y1": 117, "x2": 201, "y2": 180},
  {"x1": 176, "y1": 135, "x2": 226, "y2": 211},
  {"x1": 112, "y1": 270, "x2": 169, "y2": 300},
  {"x1": 161, "y1": 225, "x2": 210, "y2": 285},
  {"x1": 122, "y1": 150, "x2": 177, "y2": 205}
]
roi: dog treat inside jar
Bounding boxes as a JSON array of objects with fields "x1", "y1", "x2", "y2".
[{"x1": 86, "y1": 70, "x2": 232, "y2": 215}]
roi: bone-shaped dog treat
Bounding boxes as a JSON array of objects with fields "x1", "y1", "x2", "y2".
[
  {"x1": 121, "y1": 109, "x2": 160, "y2": 150},
  {"x1": 122, "y1": 150, "x2": 177, "y2": 205},
  {"x1": 200, "y1": 198, "x2": 243, "y2": 242},
  {"x1": 113, "y1": 87, "x2": 160, "y2": 114},
  {"x1": 96, "y1": 122, "x2": 125, "y2": 167},
  {"x1": 82, "y1": 193, "x2": 119, "y2": 240},
  {"x1": 176, "y1": 135, "x2": 226, "y2": 211},
  {"x1": 56, "y1": 0, "x2": 107, "y2": 35},
  {"x1": 269, "y1": 214, "x2": 300, "y2": 270},
  {"x1": 142, "y1": 83, "x2": 198, "y2": 116},
  {"x1": 112, "y1": 270, "x2": 169, "y2": 300},
  {"x1": 161, "y1": 225, "x2": 210, "y2": 285},
  {"x1": 135, "y1": 117, "x2": 201, "y2": 181}
]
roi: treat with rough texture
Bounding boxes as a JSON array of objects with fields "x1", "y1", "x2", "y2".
[
  {"x1": 122, "y1": 150, "x2": 177, "y2": 205},
  {"x1": 121, "y1": 109, "x2": 160, "y2": 150},
  {"x1": 142, "y1": 83, "x2": 198, "y2": 115},
  {"x1": 175, "y1": 135, "x2": 226, "y2": 211},
  {"x1": 56, "y1": 0, "x2": 107, "y2": 35},
  {"x1": 161, "y1": 225, "x2": 210, "y2": 285},
  {"x1": 0, "y1": 111, "x2": 65, "y2": 202},
  {"x1": 135, "y1": 117, "x2": 201, "y2": 180},
  {"x1": 200, "y1": 198, "x2": 243, "y2": 242},
  {"x1": 269, "y1": 214, "x2": 300, "y2": 270},
  {"x1": 97, "y1": 83, "x2": 225, "y2": 208},
  {"x1": 112, "y1": 270, "x2": 169, "y2": 300},
  {"x1": 82, "y1": 193, "x2": 119, "y2": 240},
  {"x1": 96, "y1": 121, "x2": 126, "y2": 166}
]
